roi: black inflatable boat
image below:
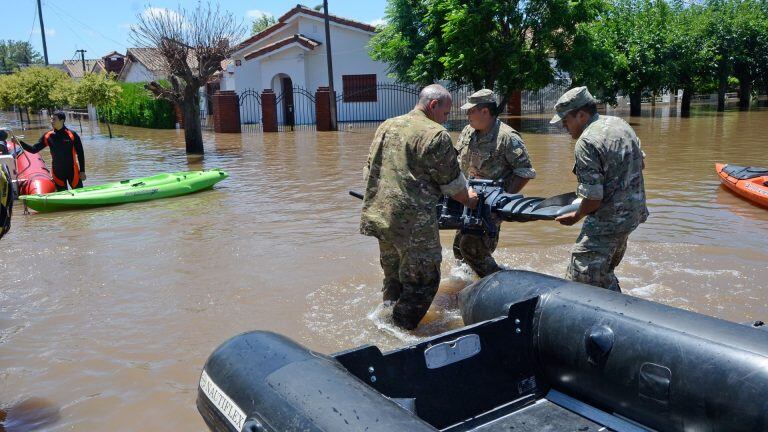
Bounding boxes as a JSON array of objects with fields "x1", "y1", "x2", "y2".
[{"x1": 197, "y1": 271, "x2": 768, "y2": 432}]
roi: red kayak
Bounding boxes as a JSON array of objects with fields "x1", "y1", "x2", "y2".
[
  {"x1": 6, "y1": 140, "x2": 56, "y2": 196},
  {"x1": 715, "y1": 163, "x2": 768, "y2": 209}
]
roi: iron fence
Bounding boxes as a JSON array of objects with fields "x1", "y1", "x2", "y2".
[
  {"x1": 276, "y1": 86, "x2": 316, "y2": 132},
  {"x1": 521, "y1": 82, "x2": 571, "y2": 114},
  {"x1": 336, "y1": 82, "x2": 420, "y2": 129},
  {"x1": 227, "y1": 81, "x2": 574, "y2": 133}
]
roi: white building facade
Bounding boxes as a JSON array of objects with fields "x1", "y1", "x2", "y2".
[{"x1": 224, "y1": 5, "x2": 414, "y2": 125}]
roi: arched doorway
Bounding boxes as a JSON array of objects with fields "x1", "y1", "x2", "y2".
[{"x1": 271, "y1": 73, "x2": 294, "y2": 127}]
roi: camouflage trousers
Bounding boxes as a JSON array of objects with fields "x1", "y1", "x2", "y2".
[
  {"x1": 378, "y1": 239, "x2": 442, "y2": 330},
  {"x1": 452, "y1": 227, "x2": 502, "y2": 278},
  {"x1": 566, "y1": 231, "x2": 630, "y2": 292}
]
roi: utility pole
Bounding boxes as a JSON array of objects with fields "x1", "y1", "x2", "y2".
[
  {"x1": 36, "y1": 0, "x2": 49, "y2": 65},
  {"x1": 76, "y1": 49, "x2": 87, "y2": 73},
  {"x1": 322, "y1": 0, "x2": 337, "y2": 131}
]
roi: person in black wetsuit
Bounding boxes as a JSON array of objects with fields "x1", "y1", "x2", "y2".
[{"x1": 18, "y1": 111, "x2": 86, "y2": 191}]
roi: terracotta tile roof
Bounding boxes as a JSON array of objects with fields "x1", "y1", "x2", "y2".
[
  {"x1": 236, "y1": 4, "x2": 374, "y2": 53},
  {"x1": 279, "y1": 5, "x2": 376, "y2": 33},
  {"x1": 62, "y1": 59, "x2": 102, "y2": 78},
  {"x1": 125, "y1": 47, "x2": 199, "y2": 73},
  {"x1": 243, "y1": 34, "x2": 321, "y2": 61},
  {"x1": 102, "y1": 51, "x2": 125, "y2": 58},
  {"x1": 92, "y1": 59, "x2": 105, "y2": 73},
  {"x1": 236, "y1": 22, "x2": 288, "y2": 51}
]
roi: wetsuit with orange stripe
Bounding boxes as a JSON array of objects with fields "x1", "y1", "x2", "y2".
[{"x1": 20, "y1": 126, "x2": 85, "y2": 191}]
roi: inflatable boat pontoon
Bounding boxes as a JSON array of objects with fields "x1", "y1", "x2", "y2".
[{"x1": 197, "y1": 271, "x2": 768, "y2": 432}]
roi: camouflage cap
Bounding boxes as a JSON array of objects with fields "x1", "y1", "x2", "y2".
[
  {"x1": 549, "y1": 86, "x2": 597, "y2": 124},
  {"x1": 461, "y1": 89, "x2": 496, "y2": 110}
]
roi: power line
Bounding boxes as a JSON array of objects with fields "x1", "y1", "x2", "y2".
[
  {"x1": 41, "y1": 2, "x2": 97, "y2": 56},
  {"x1": 27, "y1": 0, "x2": 39, "y2": 44},
  {"x1": 45, "y1": 0, "x2": 129, "y2": 50}
]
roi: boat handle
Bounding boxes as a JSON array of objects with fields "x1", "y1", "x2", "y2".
[{"x1": 424, "y1": 334, "x2": 481, "y2": 369}]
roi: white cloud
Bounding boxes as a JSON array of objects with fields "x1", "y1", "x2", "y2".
[
  {"x1": 369, "y1": 18, "x2": 386, "y2": 27},
  {"x1": 246, "y1": 9, "x2": 273, "y2": 19},
  {"x1": 142, "y1": 7, "x2": 184, "y2": 24}
]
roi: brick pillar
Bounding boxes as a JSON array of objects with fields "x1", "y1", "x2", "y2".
[
  {"x1": 316, "y1": 86, "x2": 332, "y2": 131},
  {"x1": 174, "y1": 103, "x2": 184, "y2": 128},
  {"x1": 261, "y1": 89, "x2": 278, "y2": 132},
  {"x1": 507, "y1": 90, "x2": 522, "y2": 116},
  {"x1": 212, "y1": 91, "x2": 241, "y2": 133}
]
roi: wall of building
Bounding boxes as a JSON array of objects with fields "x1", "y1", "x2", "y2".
[
  {"x1": 123, "y1": 62, "x2": 162, "y2": 83},
  {"x1": 228, "y1": 13, "x2": 414, "y2": 125}
]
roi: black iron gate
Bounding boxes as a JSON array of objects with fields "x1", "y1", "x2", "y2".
[
  {"x1": 276, "y1": 86, "x2": 316, "y2": 132},
  {"x1": 239, "y1": 88, "x2": 262, "y2": 132}
]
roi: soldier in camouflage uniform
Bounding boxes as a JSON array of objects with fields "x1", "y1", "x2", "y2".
[
  {"x1": 360, "y1": 84, "x2": 479, "y2": 330},
  {"x1": 551, "y1": 86, "x2": 648, "y2": 292},
  {"x1": 453, "y1": 89, "x2": 536, "y2": 277}
]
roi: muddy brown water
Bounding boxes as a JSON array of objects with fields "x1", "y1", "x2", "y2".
[{"x1": 1, "y1": 105, "x2": 767, "y2": 430}]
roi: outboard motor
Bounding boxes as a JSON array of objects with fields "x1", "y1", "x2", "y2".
[{"x1": 459, "y1": 270, "x2": 768, "y2": 432}]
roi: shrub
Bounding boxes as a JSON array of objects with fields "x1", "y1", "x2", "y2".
[{"x1": 99, "y1": 81, "x2": 175, "y2": 129}]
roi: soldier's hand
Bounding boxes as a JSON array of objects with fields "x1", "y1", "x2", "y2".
[
  {"x1": 80, "y1": 171, "x2": 87, "y2": 181},
  {"x1": 555, "y1": 211, "x2": 580, "y2": 226},
  {"x1": 466, "y1": 188, "x2": 479, "y2": 209}
]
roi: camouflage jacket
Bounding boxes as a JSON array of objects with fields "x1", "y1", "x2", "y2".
[
  {"x1": 455, "y1": 119, "x2": 535, "y2": 192},
  {"x1": 573, "y1": 114, "x2": 648, "y2": 236},
  {"x1": 360, "y1": 109, "x2": 466, "y2": 246}
]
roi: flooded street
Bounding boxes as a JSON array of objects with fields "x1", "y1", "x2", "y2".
[{"x1": 1, "y1": 106, "x2": 767, "y2": 430}]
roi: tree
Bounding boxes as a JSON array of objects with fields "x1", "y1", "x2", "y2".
[
  {"x1": 131, "y1": 2, "x2": 244, "y2": 155},
  {"x1": 0, "y1": 40, "x2": 44, "y2": 72},
  {"x1": 251, "y1": 14, "x2": 277, "y2": 35},
  {"x1": 559, "y1": 0, "x2": 674, "y2": 116},
  {"x1": 695, "y1": 0, "x2": 768, "y2": 111},
  {"x1": 71, "y1": 72, "x2": 123, "y2": 138},
  {"x1": 0, "y1": 74, "x2": 19, "y2": 109},
  {"x1": 729, "y1": 0, "x2": 768, "y2": 110},
  {"x1": 5, "y1": 66, "x2": 71, "y2": 111},
  {"x1": 667, "y1": 1, "x2": 714, "y2": 116},
  {"x1": 369, "y1": 0, "x2": 604, "y2": 107}
]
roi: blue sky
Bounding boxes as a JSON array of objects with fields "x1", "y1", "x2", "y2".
[{"x1": 3, "y1": 0, "x2": 389, "y2": 64}]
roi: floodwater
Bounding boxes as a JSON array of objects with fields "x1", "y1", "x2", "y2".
[{"x1": 1, "y1": 104, "x2": 767, "y2": 431}]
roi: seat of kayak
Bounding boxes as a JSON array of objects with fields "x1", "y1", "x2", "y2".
[{"x1": 722, "y1": 164, "x2": 768, "y2": 180}]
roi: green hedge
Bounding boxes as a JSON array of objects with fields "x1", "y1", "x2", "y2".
[{"x1": 99, "y1": 81, "x2": 175, "y2": 129}]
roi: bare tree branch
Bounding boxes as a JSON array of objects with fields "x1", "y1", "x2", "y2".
[{"x1": 129, "y1": 1, "x2": 244, "y2": 154}]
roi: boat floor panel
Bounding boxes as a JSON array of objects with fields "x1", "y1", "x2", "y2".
[{"x1": 468, "y1": 399, "x2": 607, "y2": 432}]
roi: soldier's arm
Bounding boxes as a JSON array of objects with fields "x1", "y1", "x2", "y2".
[
  {"x1": 503, "y1": 133, "x2": 535, "y2": 193},
  {"x1": 364, "y1": 124, "x2": 387, "y2": 181},
  {"x1": 556, "y1": 139, "x2": 603, "y2": 225},
  {"x1": 424, "y1": 131, "x2": 477, "y2": 208}
]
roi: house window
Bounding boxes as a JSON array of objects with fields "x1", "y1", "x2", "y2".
[{"x1": 342, "y1": 74, "x2": 377, "y2": 102}]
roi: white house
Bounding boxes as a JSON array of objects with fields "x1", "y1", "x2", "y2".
[{"x1": 224, "y1": 4, "x2": 413, "y2": 125}]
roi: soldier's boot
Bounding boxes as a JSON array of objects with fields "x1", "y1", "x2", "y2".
[
  {"x1": 393, "y1": 247, "x2": 442, "y2": 330},
  {"x1": 456, "y1": 231, "x2": 501, "y2": 278},
  {"x1": 392, "y1": 282, "x2": 439, "y2": 330},
  {"x1": 382, "y1": 279, "x2": 403, "y2": 302},
  {"x1": 452, "y1": 231, "x2": 465, "y2": 261},
  {"x1": 379, "y1": 240, "x2": 403, "y2": 302}
]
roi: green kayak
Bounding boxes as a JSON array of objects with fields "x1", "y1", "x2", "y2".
[{"x1": 21, "y1": 169, "x2": 229, "y2": 212}]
